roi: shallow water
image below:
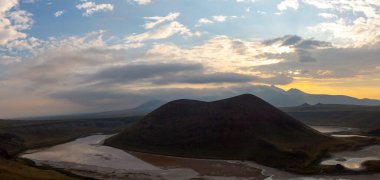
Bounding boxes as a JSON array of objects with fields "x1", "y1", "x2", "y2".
[
  {"x1": 21, "y1": 134, "x2": 261, "y2": 180},
  {"x1": 22, "y1": 134, "x2": 160, "y2": 171},
  {"x1": 310, "y1": 126, "x2": 356, "y2": 134},
  {"x1": 321, "y1": 145, "x2": 380, "y2": 170},
  {"x1": 245, "y1": 160, "x2": 380, "y2": 180},
  {"x1": 332, "y1": 134, "x2": 369, "y2": 138},
  {"x1": 21, "y1": 134, "x2": 380, "y2": 180}
]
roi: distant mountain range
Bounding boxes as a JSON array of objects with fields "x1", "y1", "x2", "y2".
[
  {"x1": 90, "y1": 86, "x2": 380, "y2": 116},
  {"x1": 20, "y1": 100, "x2": 164, "y2": 120},
  {"x1": 71, "y1": 100, "x2": 165, "y2": 119},
  {"x1": 248, "y1": 86, "x2": 380, "y2": 107},
  {"x1": 19, "y1": 86, "x2": 380, "y2": 120}
]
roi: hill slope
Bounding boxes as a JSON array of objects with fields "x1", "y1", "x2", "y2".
[{"x1": 105, "y1": 94, "x2": 334, "y2": 169}]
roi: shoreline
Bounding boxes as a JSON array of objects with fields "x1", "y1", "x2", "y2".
[{"x1": 20, "y1": 132, "x2": 380, "y2": 180}]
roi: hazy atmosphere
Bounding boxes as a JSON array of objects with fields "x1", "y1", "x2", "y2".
[
  {"x1": 0, "y1": 0, "x2": 379, "y2": 118},
  {"x1": 2, "y1": 1, "x2": 380, "y2": 180}
]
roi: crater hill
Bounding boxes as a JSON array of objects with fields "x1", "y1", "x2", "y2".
[{"x1": 105, "y1": 94, "x2": 344, "y2": 170}]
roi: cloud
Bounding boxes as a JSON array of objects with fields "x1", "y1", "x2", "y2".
[
  {"x1": 0, "y1": 0, "x2": 18, "y2": 13},
  {"x1": 0, "y1": 0, "x2": 33, "y2": 46},
  {"x1": 296, "y1": 49, "x2": 316, "y2": 62},
  {"x1": 318, "y1": 13, "x2": 337, "y2": 19},
  {"x1": 0, "y1": 55, "x2": 20, "y2": 64},
  {"x1": 86, "y1": 62, "x2": 293, "y2": 86},
  {"x1": 197, "y1": 18, "x2": 214, "y2": 26},
  {"x1": 263, "y1": 35, "x2": 331, "y2": 62},
  {"x1": 2, "y1": 0, "x2": 380, "y2": 118},
  {"x1": 256, "y1": 41, "x2": 380, "y2": 80},
  {"x1": 51, "y1": 84, "x2": 298, "y2": 113},
  {"x1": 76, "y1": 0, "x2": 114, "y2": 16},
  {"x1": 2, "y1": 30, "x2": 139, "y2": 92},
  {"x1": 143, "y1": 35, "x2": 289, "y2": 72},
  {"x1": 126, "y1": 18, "x2": 200, "y2": 43},
  {"x1": 303, "y1": 0, "x2": 380, "y2": 47},
  {"x1": 196, "y1": 15, "x2": 239, "y2": 27},
  {"x1": 130, "y1": 0, "x2": 154, "y2": 5},
  {"x1": 277, "y1": 0, "x2": 299, "y2": 11},
  {"x1": 88, "y1": 63, "x2": 204, "y2": 84},
  {"x1": 153, "y1": 72, "x2": 254, "y2": 84},
  {"x1": 153, "y1": 73, "x2": 292, "y2": 85},
  {"x1": 0, "y1": 31, "x2": 301, "y2": 117},
  {"x1": 1, "y1": 1, "x2": 380, "y2": 118},
  {"x1": 22, "y1": 0, "x2": 37, "y2": 3},
  {"x1": 54, "y1": 10, "x2": 64, "y2": 17},
  {"x1": 212, "y1": 15, "x2": 228, "y2": 22},
  {"x1": 143, "y1": 12, "x2": 180, "y2": 29}
]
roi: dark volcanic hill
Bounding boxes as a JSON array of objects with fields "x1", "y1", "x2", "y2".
[{"x1": 105, "y1": 94, "x2": 334, "y2": 169}]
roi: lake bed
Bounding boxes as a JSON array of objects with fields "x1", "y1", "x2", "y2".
[
  {"x1": 21, "y1": 134, "x2": 265, "y2": 180},
  {"x1": 21, "y1": 134, "x2": 380, "y2": 180}
]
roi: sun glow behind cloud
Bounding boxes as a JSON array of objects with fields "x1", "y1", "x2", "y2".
[{"x1": 0, "y1": 0, "x2": 379, "y2": 117}]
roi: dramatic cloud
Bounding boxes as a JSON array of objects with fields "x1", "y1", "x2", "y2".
[
  {"x1": 52, "y1": 84, "x2": 308, "y2": 112},
  {"x1": 256, "y1": 42, "x2": 380, "y2": 80},
  {"x1": 0, "y1": 30, "x2": 298, "y2": 117},
  {"x1": 153, "y1": 73, "x2": 292, "y2": 85},
  {"x1": 88, "y1": 63, "x2": 204, "y2": 84},
  {"x1": 303, "y1": 0, "x2": 380, "y2": 47},
  {"x1": 0, "y1": 0, "x2": 379, "y2": 118},
  {"x1": 144, "y1": 35, "x2": 294, "y2": 72},
  {"x1": 263, "y1": 35, "x2": 331, "y2": 62},
  {"x1": 86, "y1": 62, "x2": 293, "y2": 86}
]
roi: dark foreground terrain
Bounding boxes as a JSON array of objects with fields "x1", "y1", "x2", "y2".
[
  {"x1": 2, "y1": 95, "x2": 380, "y2": 179},
  {"x1": 0, "y1": 116, "x2": 140, "y2": 179},
  {"x1": 105, "y1": 94, "x2": 378, "y2": 173}
]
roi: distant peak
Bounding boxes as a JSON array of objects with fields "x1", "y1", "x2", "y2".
[
  {"x1": 229, "y1": 94, "x2": 259, "y2": 100},
  {"x1": 216, "y1": 94, "x2": 268, "y2": 104},
  {"x1": 287, "y1": 88, "x2": 304, "y2": 94},
  {"x1": 300, "y1": 103, "x2": 311, "y2": 107}
]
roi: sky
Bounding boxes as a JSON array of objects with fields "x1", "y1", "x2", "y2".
[{"x1": 0, "y1": 0, "x2": 379, "y2": 118}]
